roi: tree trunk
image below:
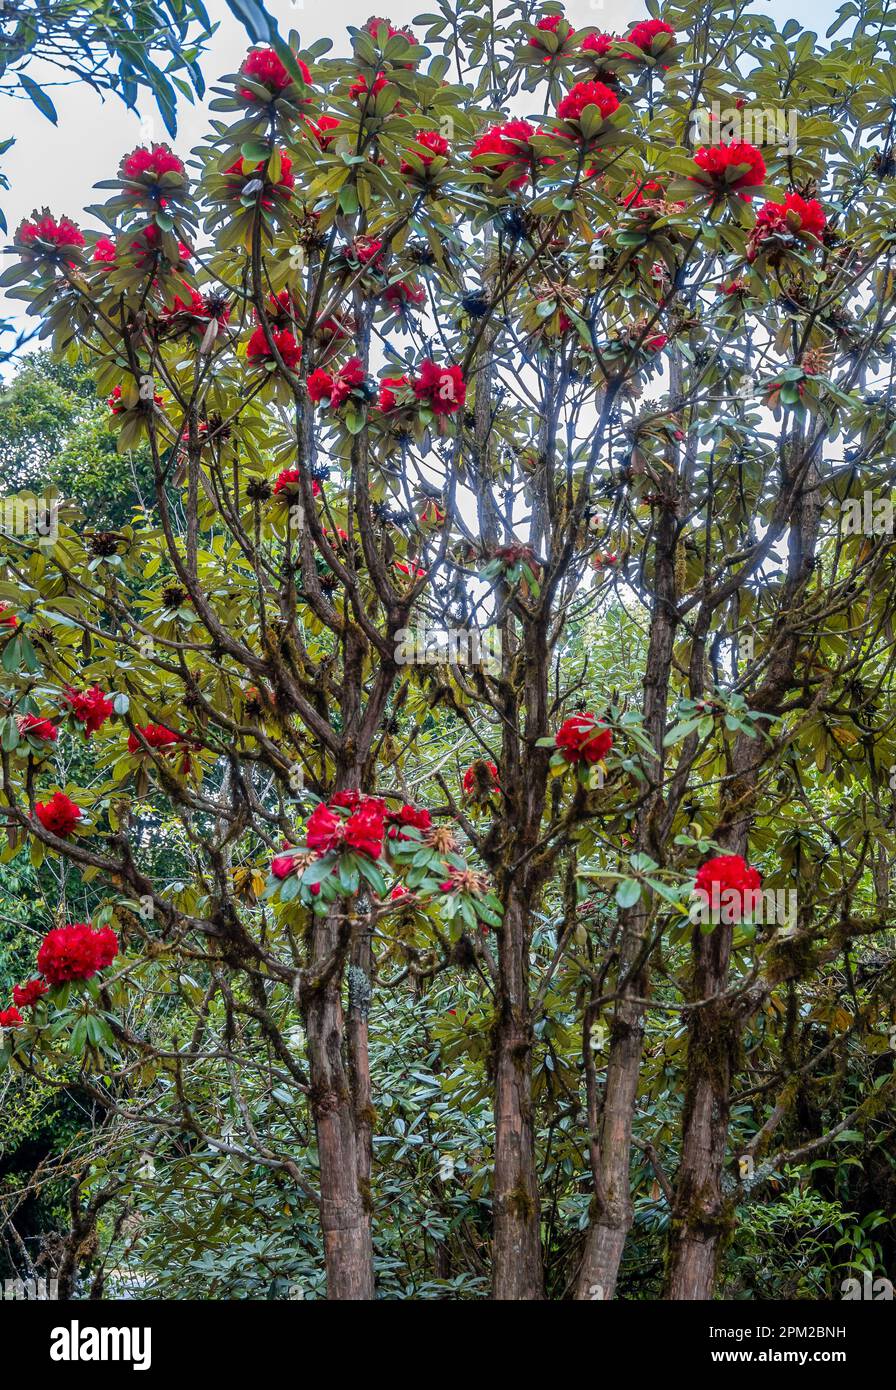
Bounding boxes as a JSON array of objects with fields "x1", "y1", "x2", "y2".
[
  {"x1": 575, "y1": 903, "x2": 650, "y2": 1300},
  {"x1": 665, "y1": 452, "x2": 822, "y2": 1298},
  {"x1": 491, "y1": 883, "x2": 544, "y2": 1299},
  {"x1": 665, "y1": 918, "x2": 737, "y2": 1299},
  {"x1": 304, "y1": 910, "x2": 375, "y2": 1300},
  {"x1": 576, "y1": 491, "x2": 681, "y2": 1300}
]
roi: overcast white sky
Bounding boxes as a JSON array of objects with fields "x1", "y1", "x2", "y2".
[{"x1": 3, "y1": 0, "x2": 837, "y2": 242}]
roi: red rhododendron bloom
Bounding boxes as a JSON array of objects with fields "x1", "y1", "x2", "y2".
[
  {"x1": 555, "y1": 713, "x2": 613, "y2": 763},
  {"x1": 384, "y1": 279, "x2": 426, "y2": 309},
  {"x1": 239, "y1": 48, "x2": 311, "y2": 99},
  {"x1": 350, "y1": 72, "x2": 390, "y2": 102},
  {"x1": 128, "y1": 724, "x2": 183, "y2": 754},
  {"x1": 390, "y1": 884, "x2": 409, "y2": 900},
  {"x1": 400, "y1": 129, "x2": 450, "y2": 172},
  {"x1": 582, "y1": 31, "x2": 616, "y2": 56},
  {"x1": 0, "y1": 602, "x2": 17, "y2": 627},
  {"x1": 626, "y1": 18, "x2": 675, "y2": 51},
  {"x1": 0, "y1": 1006, "x2": 22, "y2": 1028},
  {"x1": 224, "y1": 153, "x2": 294, "y2": 204},
  {"x1": 693, "y1": 141, "x2": 766, "y2": 197},
  {"x1": 271, "y1": 851, "x2": 299, "y2": 879},
  {"x1": 645, "y1": 332, "x2": 668, "y2": 352},
  {"x1": 344, "y1": 804, "x2": 386, "y2": 858},
  {"x1": 462, "y1": 761, "x2": 501, "y2": 797},
  {"x1": 307, "y1": 369, "x2": 334, "y2": 403},
  {"x1": 413, "y1": 360, "x2": 466, "y2": 415},
  {"x1": 377, "y1": 375, "x2": 410, "y2": 411},
  {"x1": 364, "y1": 15, "x2": 418, "y2": 44},
  {"x1": 556, "y1": 80, "x2": 619, "y2": 123},
  {"x1": 92, "y1": 237, "x2": 118, "y2": 263},
  {"x1": 329, "y1": 356, "x2": 366, "y2": 408},
  {"x1": 12, "y1": 979, "x2": 48, "y2": 1009},
  {"x1": 350, "y1": 237, "x2": 384, "y2": 266},
  {"x1": 35, "y1": 792, "x2": 82, "y2": 838},
  {"x1": 17, "y1": 214, "x2": 84, "y2": 249},
  {"x1": 37, "y1": 921, "x2": 119, "y2": 985},
  {"x1": 747, "y1": 192, "x2": 826, "y2": 261},
  {"x1": 122, "y1": 144, "x2": 185, "y2": 181},
  {"x1": 621, "y1": 179, "x2": 667, "y2": 208},
  {"x1": 306, "y1": 804, "x2": 342, "y2": 854},
  {"x1": 387, "y1": 804, "x2": 432, "y2": 839},
  {"x1": 532, "y1": 15, "x2": 566, "y2": 39},
  {"x1": 693, "y1": 854, "x2": 762, "y2": 921},
  {"x1": 162, "y1": 285, "x2": 213, "y2": 319},
  {"x1": 273, "y1": 468, "x2": 320, "y2": 497},
  {"x1": 309, "y1": 114, "x2": 341, "y2": 147},
  {"x1": 246, "y1": 325, "x2": 302, "y2": 371},
  {"x1": 472, "y1": 120, "x2": 535, "y2": 189},
  {"x1": 18, "y1": 714, "x2": 57, "y2": 742}
]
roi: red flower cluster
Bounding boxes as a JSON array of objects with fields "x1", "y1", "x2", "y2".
[
  {"x1": 555, "y1": 713, "x2": 613, "y2": 764},
  {"x1": 273, "y1": 468, "x2": 321, "y2": 498},
  {"x1": 307, "y1": 356, "x2": 367, "y2": 408},
  {"x1": 239, "y1": 48, "x2": 311, "y2": 100},
  {"x1": 12, "y1": 979, "x2": 48, "y2": 1009},
  {"x1": 413, "y1": 360, "x2": 466, "y2": 415},
  {"x1": 462, "y1": 760, "x2": 501, "y2": 799},
  {"x1": 306, "y1": 794, "x2": 386, "y2": 860},
  {"x1": 247, "y1": 325, "x2": 302, "y2": 371},
  {"x1": 35, "y1": 792, "x2": 82, "y2": 838},
  {"x1": 532, "y1": 14, "x2": 567, "y2": 40},
  {"x1": 350, "y1": 71, "x2": 390, "y2": 102},
  {"x1": 18, "y1": 714, "x2": 57, "y2": 742},
  {"x1": 0, "y1": 1007, "x2": 22, "y2": 1028},
  {"x1": 693, "y1": 854, "x2": 762, "y2": 920},
  {"x1": 383, "y1": 279, "x2": 426, "y2": 309},
  {"x1": 747, "y1": 192, "x2": 826, "y2": 261},
  {"x1": 693, "y1": 141, "x2": 766, "y2": 197},
  {"x1": 377, "y1": 374, "x2": 410, "y2": 411},
  {"x1": 364, "y1": 14, "x2": 417, "y2": 41},
  {"x1": 626, "y1": 18, "x2": 675, "y2": 52},
  {"x1": 401, "y1": 129, "x2": 450, "y2": 172},
  {"x1": 37, "y1": 921, "x2": 119, "y2": 986},
  {"x1": 308, "y1": 114, "x2": 341, "y2": 148},
  {"x1": 556, "y1": 80, "x2": 619, "y2": 123},
  {"x1": 17, "y1": 214, "x2": 84, "y2": 249},
  {"x1": 582, "y1": 32, "x2": 615, "y2": 56},
  {"x1": 225, "y1": 153, "x2": 294, "y2": 203},
  {"x1": 387, "y1": 803, "x2": 432, "y2": 839},
  {"x1": 122, "y1": 145, "x2": 185, "y2": 181},
  {"x1": 127, "y1": 724, "x2": 183, "y2": 755},
  {"x1": 0, "y1": 603, "x2": 17, "y2": 628},
  {"x1": 92, "y1": 237, "x2": 117, "y2": 263},
  {"x1": 472, "y1": 119, "x2": 535, "y2": 189}
]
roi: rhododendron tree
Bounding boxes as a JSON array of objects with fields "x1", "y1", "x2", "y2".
[{"x1": 3, "y1": 0, "x2": 896, "y2": 1309}]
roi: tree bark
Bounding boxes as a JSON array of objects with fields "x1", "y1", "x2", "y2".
[
  {"x1": 304, "y1": 909, "x2": 375, "y2": 1300},
  {"x1": 575, "y1": 490, "x2": 681, "y2": 1300},
  {"x1": 666, "y1": 453, "x2": 822, "y2": 1298},
  {"x1": 491, "y1": 881, "x2": 544, "y2": 1299}
]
